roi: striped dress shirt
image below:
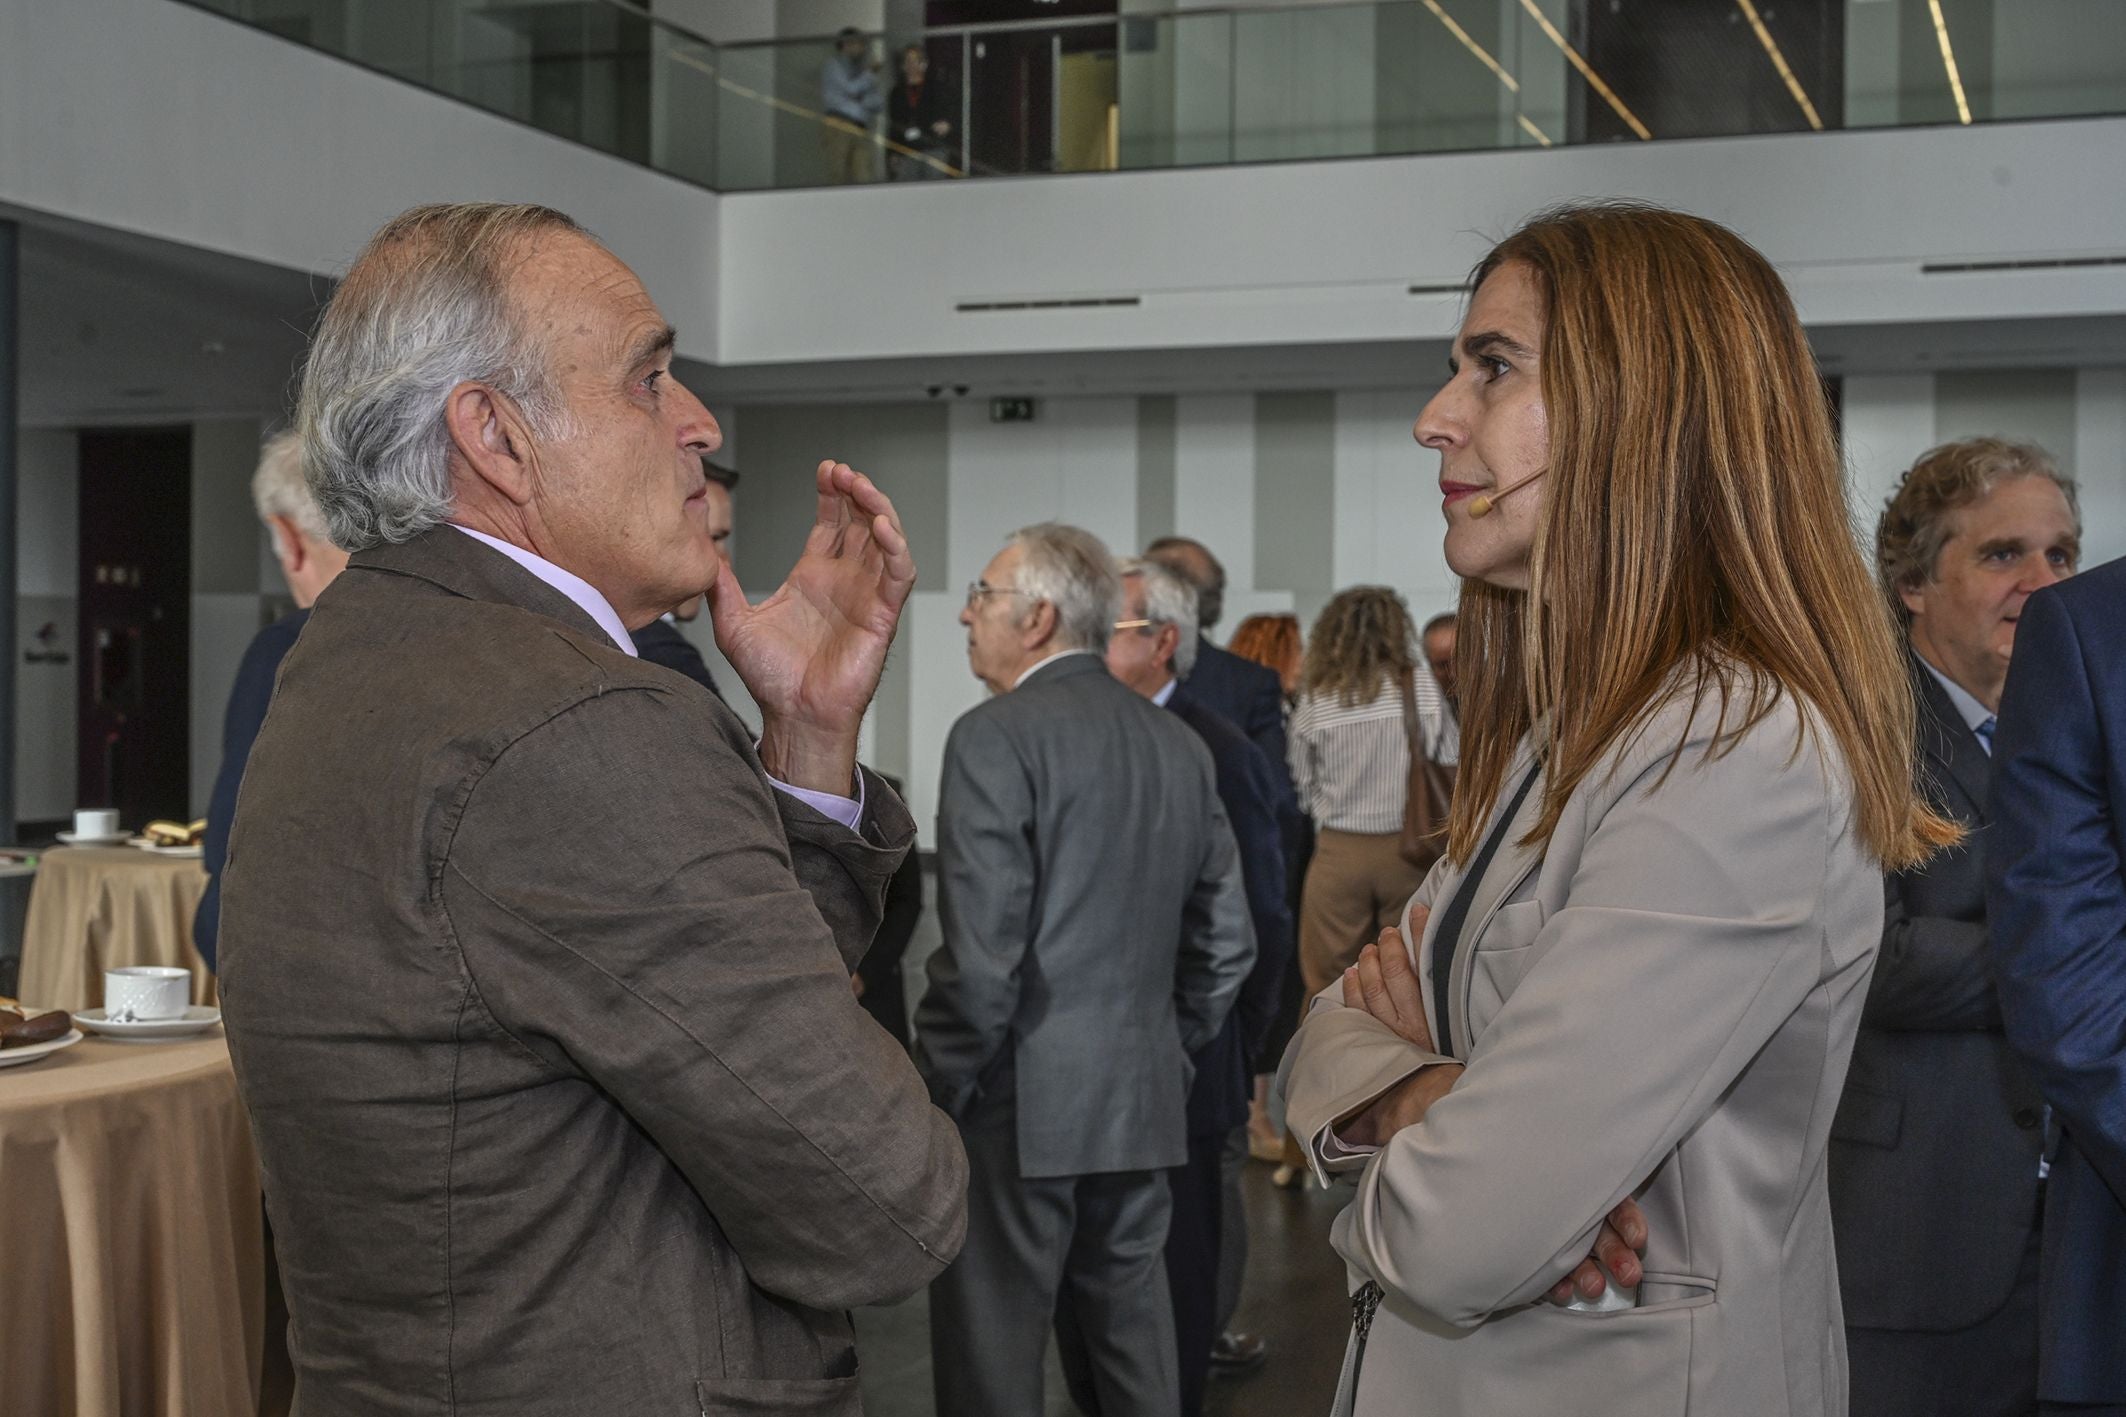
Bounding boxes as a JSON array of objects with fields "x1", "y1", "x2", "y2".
[{"x1": 1288, "y1": 670, "x2": 1454, "y2": 834}]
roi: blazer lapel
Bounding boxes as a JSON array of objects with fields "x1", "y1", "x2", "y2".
[
  {"x1": 1412, "y1": 739, "x2": 1546, "y2": 1059},
  {"x1": 1910, "y1": 653, "x2": 1991, "y2": 826}
]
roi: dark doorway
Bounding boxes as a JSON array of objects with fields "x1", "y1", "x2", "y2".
[
  {"x1": 1573, "y1": 0, "x2": 1844, "y2": 142},
  {"x1": 77, "y1": 429, "x2": 191, "y2": 828},
  {"x1": 929, "y1": 0, "x2": 1116, "y2": 176}
]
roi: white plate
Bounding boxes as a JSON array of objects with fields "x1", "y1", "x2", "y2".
[
  {"x1": 76, "y1": 1006, "x2": 221, "y2": 1040},
  {"x1": 55, "y1": 830, "x2": 130, "y2": 846},
  {"x1": 127, "y1": 838, "x2": 203, "y2": 858},
  {"x1": 0, "y1": 1027, "x2": 85, "y2": 1068}
]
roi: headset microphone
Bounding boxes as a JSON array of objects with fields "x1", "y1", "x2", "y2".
[{"x1": 1466, "y1": 472, "x2": 1545, "y2": 520}]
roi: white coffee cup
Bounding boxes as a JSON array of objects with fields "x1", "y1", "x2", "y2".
[
  {"x1": 104, "y1": 966, "x2": 191, "y2": 1020},
  {"x1": 73, "y1": 808, "x2": 120, "y2": 840}
]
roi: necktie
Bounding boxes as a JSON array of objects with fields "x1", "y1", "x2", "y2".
[{"x1": 1976, "y1": 717, "x2": 1996, "y2": 756}]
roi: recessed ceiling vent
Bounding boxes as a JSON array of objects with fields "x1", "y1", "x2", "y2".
[
  {"x1": 1922, "y1": 254, "x2": 2126, "y2": 275},
  {"x1": 1407, "y1": 282, "x2": 1468, "y2": 296},
  {"x1": 956, "y1": 295, "x2": 1142, "y2": 313}
]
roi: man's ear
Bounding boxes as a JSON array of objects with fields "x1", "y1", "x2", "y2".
[
  {"x1": 1898, "y1": 577, "x2": 1927, "y2": 621},
  {"x1": 1021, "y1": 599, "x2": 1060, "y2": 651},
  {"x1": 265, "y1": 513, "x2": 300, "y2": 572},
  {"x1": 1155, "y1": 623, "x2": 1180, "y2": 674},
  {"x1": 444, "y1": 381, "x2": 536, "y2": 506}
]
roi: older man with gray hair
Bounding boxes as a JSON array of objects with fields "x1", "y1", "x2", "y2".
[
  {"x1": 195, "y1": 429, "x2": 350, "y2": 972},
  {"x1": 1083, "y1": 556, "x2": 1294, "y2": 1417},
  {"x1": 218, "y1": 203, "x2": 965, "y2": 1416},
  {"x1": 922, "y1": 523, "x2": 1254, "y2": 1417}
]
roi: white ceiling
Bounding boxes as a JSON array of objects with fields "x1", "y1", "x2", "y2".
[{"x1": 14, "y1": 206, "x2": 2126, "y2": 428}]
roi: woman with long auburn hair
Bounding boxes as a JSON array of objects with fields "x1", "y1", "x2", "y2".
[{"x1": 1279, "y1": 202, "x2": 1956, "y2": 1417}]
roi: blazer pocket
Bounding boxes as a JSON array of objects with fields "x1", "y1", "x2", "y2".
[
  {"x1": 697, "y1": 1375, "x2": 862, "y2": 1416},
  {"x1": 1830, "y1": 1081, "x2": 1903, "y2": 1150},
  {"x1": 1468, "y1": 901, "x2": 1546, "y2": 1018}
]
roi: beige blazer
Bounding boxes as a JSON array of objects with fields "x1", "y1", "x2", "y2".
[{"x1": 1280, "y1": 684, "x2": 1881, "y2": 1417}]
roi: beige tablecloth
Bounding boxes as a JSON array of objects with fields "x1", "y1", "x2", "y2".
[
  {"x1": 17, "y1": 847, "x2": 213, "y2": 1011},
  {"x1": 0, "y1": 1033, "x2": 265, "y2": 1417}
]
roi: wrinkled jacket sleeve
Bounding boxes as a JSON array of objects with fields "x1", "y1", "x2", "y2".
[
  {"x1": 443, "y1": 686, "x2": 967, "y2": 1312},
  {"x1": 1988, "y1": 587, "x2": 2126, "y2": 1204},
  {"x1": 1866, "y1": 867, "x2": 1998, "y2": 1031},
  {"x1": 1176, "y1": 749, "x2": 1256, "y2": 1056},
  {"x1": 915, "y1": 711, "x2": 1038, "y2": 1118}
]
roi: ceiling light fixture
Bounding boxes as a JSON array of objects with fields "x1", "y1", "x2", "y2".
[
  {"x1": 1419, "y1": 0, "x2": 1558, "y2": 147},
  {"x1": 1515, "y1": 0, "x2": 1651, "y2": 140},
  {"x1": 1733, "y1": 0, "x2": 1823, "y2": 131},
  {"x1": 1926, "y1": 0, "x2": 1973, "y2": 125}
]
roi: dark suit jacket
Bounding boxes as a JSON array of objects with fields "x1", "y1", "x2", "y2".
[
  {"x1": 1829, "y1": 653, "x2": 2045, "y2": 1335},
  {"x1": 219, "y1": 529, "x2": 966, "y2": 1416},
  {"x1": 195, "y1": 607, "x2": 308, "y2": 972},
  {"x1": 1989, "y1": 555, "x2": 2126, "y2": 1404},
  {"x1": 1169, "y1": 686, "x2": 1294, "y2": 1138},
  {"x1": 916, "y1": 652, "x2": 1254, "y2": 1179},
  {"x1": 632, "y1": 615, "x2": 726, "y2": 701},
  {"x1": 1182, "y1": 640, "x2": 1296, "y2": 820}
]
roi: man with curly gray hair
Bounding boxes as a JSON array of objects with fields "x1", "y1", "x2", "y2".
[
  {"x1": 923, "y1": 524, "x2": 1254, "y2": 1417},
  {"x1": 1832, "y1": 435, "x2": 2079, "y2": 1416}
]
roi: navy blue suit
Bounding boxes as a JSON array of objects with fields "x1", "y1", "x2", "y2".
[
  {"x1": 1182, "y1": 641, "x2": 1295, "y2": 820},
  {"x1": 1164, "y1": 686, "x2": 1292, "y2": 1417},
  {"x1": 631, "y1": 617, "x2": 725, "y2": 702},
  {"x1": 1988, "y1": 554, "x2": 2126, "y2": 1409},
  {"x1": 196, "y1": 608, "x2": 308, "y2": 972},
  {"x1": 1056, "y1": 680, "x2": 1292, "y2": 1417}
]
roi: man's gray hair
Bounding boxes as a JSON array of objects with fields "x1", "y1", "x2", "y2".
[
  {"x1": 251, "y1": 429, "x2": 329, "y2": 542},
  {"x1": 1007, "y1": 523, "x2": 1121, "y2": 653},
  {"x1": 297, "y1": 202, "x2": 586, "y2": 551},
  {"x1": 1119, "y1": 557, "x2": 1201, "y2": 680}
]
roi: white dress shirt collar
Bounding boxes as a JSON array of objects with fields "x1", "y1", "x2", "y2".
[
  {"x1": 1151, "y1": 677, "x2": 1177, "y2": 708},
  {"x1": 450, "y1": 525, "x2": 638, "y2": 657}
]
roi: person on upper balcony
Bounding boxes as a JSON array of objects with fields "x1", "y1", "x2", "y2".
[{"x1": 820, "y1": 27, "x2": 883, "y2": 184}]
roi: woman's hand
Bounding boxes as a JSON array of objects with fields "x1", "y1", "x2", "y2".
[
  {"x1": 1547, "y1": 1197, "x2": 1648, "y2": 1305},
  {"x1": 1341, "y1": 910, "x2": 1435, "y2": 1052}
]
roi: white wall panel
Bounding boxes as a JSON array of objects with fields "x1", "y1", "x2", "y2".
[
  {"x1": 947, "y1": 397, "x2": 1138, "y2": 585},
  {"x1": 1841, "y1": 375, "x2": 1937, "y2": 544},
  {"x1": 1173, "y1": 396, "x2": 1257, "y2": 594},
  {"x1": 2075, "y1": 368, "x2": 2126, "y2": 569},
  {"x1": 903, "y1": 591, "x2": 990, "y2": 840},
  {"x1": 1332, "y1": 388, "x2": 1458, "y2": 625}
]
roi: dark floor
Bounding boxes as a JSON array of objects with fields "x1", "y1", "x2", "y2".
[{"x1": 853, "y1": 1160, "x2": 1352, "y2": 1416}]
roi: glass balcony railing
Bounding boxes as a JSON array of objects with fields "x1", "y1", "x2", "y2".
[{"x1": 178, "y1": 0, "x2": 2126, "y2": 193}]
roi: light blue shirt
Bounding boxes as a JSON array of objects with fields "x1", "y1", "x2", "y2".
[
  {"x1": 820, "y1": 55, "x2": 882, "y2": 125},
  {"x1": 1917, "y1": 655, "x2": 1995, "y2": 753}
]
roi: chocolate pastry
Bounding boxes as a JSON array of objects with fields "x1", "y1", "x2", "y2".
[{"x1": 0, "y1": 1009, "x2": 71, "y2": 1048}]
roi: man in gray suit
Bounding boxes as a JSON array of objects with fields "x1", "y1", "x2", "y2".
[
  {"x1": 219, "y1": 203, "x2": 966, "y2": 1416},
  {"x1": 1832, "y1": 437, "x2": 2081, "y2": 1415},
  {"x1": 919, "y1": 523, "x2": 1254, "y2": 1417}
]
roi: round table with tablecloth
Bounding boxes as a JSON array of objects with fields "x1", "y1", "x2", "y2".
[
  {"x1": 16, "y1": 846, "x2": 213, "y2": 1011},
  {"x1": 0, "y1": 1031, "x2": 266, "y2": 1416}
]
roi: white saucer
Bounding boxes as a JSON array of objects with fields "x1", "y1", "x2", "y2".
[
  {"x1": 77, "y1": 1006, "x2": 222, "y2": 1040},
  {"x1": 127, "y1": 838, "x2": 203, "y2": 858},
  {"x1": 56, "y1": 830, "x2": 130, "y2": 846},
  {"x1": 0, "y1": 1027, "x2": 85, "y2": 1068}
]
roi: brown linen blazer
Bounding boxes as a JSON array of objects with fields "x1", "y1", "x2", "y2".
[{"x1": 219, "y1": 528, "x2": 967, "y2": 1417}]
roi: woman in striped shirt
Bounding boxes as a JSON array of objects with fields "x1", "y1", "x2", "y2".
[{"x1": 1289, "y1": 587, "x2": 1453, "y2": 998}]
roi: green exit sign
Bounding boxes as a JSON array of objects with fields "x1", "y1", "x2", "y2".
[{"x1": 990, "y1": 397, "x2": 1038, "y2": 423}]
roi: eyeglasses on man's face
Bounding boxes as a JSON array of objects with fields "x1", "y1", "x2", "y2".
[
  {"x1": 1113, "y1": 618, "x2": 1156, "y2": 633},
  {"x1": 965, "y1": 579, "x2": 1039, "y2": 610}
]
